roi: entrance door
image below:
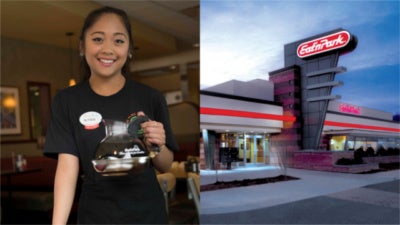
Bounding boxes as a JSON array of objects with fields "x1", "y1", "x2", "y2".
[
  {"x1": 238, "y1": 133, "x2": 268, "y2": 165},
  {"x1": 238, "y1": 134, "x2": 250, "y2": 164},
  {"x1": 255, "y1": 135, "x2": 265, "y2": 163}
]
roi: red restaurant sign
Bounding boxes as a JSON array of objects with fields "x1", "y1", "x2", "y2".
[
  {"x1": 339, "y1": 103, "x2": 360, "y2": 115},
  {"x1": 297, "y1": 30, "x2": 351, "y2": 58}
]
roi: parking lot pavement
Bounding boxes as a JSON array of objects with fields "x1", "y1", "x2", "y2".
[{"x1": 200, "y1": 168, "x2": 400, "y2": 224}]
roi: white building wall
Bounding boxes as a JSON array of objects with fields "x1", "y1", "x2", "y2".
[
  {"x1": 200, "y1": 94, "x2": 283, "y2": 133},
  {"x1": 203, "y1": 79, "x2": 274, "y2": 101},
  {"x1": 324, "y1": 113, "x2": 399, "y2": 133},
  {"x1": 328, "y1": 101, "x2": 393, "y2": 120}
]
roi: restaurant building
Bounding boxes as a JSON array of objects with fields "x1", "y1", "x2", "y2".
[{"x1": 200, "y1": 28, "x2": 400, "y2": 172}]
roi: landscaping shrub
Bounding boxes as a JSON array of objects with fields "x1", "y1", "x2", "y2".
[
  {"x1": 365, "y1": 147, "x2": 375, "y2": 157},
  {"x1": 354, "y1": 147, "x2": 364, "y2": 163},
  {"x1": 336, "y1": 157, "x2": 363, "y2": 165},
  {"x1": 376, "y1": 147, "x2": 399, "y2": 156},
  {"x1": 337, "y1": 146, "x2": 399, "y2": 166},
  {"x1": 387, "y1": 147, "x2": 400, "y2": 156},
  {"x1": 376, "y1": 146, "x2": 387, "y2": 156}
]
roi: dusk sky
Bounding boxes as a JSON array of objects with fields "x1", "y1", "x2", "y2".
[{"x1": 200, "y1": 0, "x2": 400, "y2": 115}]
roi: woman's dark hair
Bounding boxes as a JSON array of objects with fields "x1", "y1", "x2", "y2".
[{"x1": 79, "y1": 6, "x2": 134, "y2": 80}]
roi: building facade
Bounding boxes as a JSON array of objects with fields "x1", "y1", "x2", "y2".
[{"x1": 200, "y1": 28, "x2": 399, "y2": 172}]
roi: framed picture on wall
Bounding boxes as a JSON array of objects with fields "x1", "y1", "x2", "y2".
[{"x1": 0, "y1": 86, "x2": 22, "y2": 135}]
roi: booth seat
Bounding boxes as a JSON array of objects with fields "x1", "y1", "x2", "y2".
[
  {"x1": 1, "y1": 156, "x2": 57, "y2": 213},
  {"x1": 157, "y1": 172, "x2": 177, "y2": 214},
  {"x1": 167, "y1": 155, "x2": 200, "y2": 179},
  {"x1": 156, "y1": 170, "x2": 199, "y2": 224},
  {"x1": 1, "y1": 156, "x2": 57, "y2": 189},
  {"x1": 167, "y1": 161, "x2": 188, "y2": 179}
]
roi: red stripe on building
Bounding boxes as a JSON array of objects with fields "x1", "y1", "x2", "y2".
[
  {"x1": 324, "y1": 120, "x2": 400, "y2": 133},
  {"x1": 200, "y1": 107, "x2": 296, "y2": 122}
]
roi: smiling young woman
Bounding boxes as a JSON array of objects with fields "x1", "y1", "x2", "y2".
[{"x1": 44, "y1": 6, "x2": 178, "y2": 224}]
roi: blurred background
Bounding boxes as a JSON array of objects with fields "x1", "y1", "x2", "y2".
[
  {"x1": 1, "y1": 1, "x2": 200, "y2": 224},
  {"x1": 1, "y1": 0, "x2": 200, "y2": 161}
]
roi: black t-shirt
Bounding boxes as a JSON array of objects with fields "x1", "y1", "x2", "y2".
[{"x1": 44, "y1": 79, "x2": 179, "y2": 224}]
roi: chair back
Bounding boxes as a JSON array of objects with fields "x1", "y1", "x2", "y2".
[
  {"x1": 187, "y1": 172, "x2": 200, "y2": 216},
  {"x1": 157, "y1": 172, "x2": 177, "y2": 215}
]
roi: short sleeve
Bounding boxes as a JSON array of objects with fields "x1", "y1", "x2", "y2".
[
  {"x1": 43, "y1": 91, "x2": 78, "y2": 159},
  {"x1": 154, "y1": 92, "x2": 179, "y2": 152}
]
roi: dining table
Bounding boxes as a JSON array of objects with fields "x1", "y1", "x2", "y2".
[
  {"x1": 1, "y1": 168, "x2": 42, "y2": 223},
  {"x1": 1, "y1": 168, "x2": 42, "y2": 195}
]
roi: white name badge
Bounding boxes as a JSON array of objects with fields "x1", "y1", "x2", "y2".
[{"x1": 79, "y1": 111, "x2": 102, "y2": 130}]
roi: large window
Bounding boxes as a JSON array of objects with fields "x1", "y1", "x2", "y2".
[
  {"x1": 354, "y1": 137, "x2": 367, "y2": 150},
  {"x1": 329, "y1": 135, "x2": 399, "y2": 152},
  {"x1": 346, "y1": 136, "x2": 355, "y2": 150},
  {"x1": 329, "y1": 135, "x2": 346, "y2": 151}
]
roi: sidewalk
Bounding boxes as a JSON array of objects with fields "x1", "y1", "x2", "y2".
[{"x1": 199, "y1": 167, "x2": 400, "y2": 224}]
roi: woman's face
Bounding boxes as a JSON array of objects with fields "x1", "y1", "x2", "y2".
[{"x1": 83, "y1": 13, "x2": 130, "y2": 79}]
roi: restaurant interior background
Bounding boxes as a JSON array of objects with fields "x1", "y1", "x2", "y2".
[
  {"x1": 1, "y1": 1, "x2": 200, "y2": 223},
  {"x1": 1, "y1": 0, "x2": 200, "y2": 160}
]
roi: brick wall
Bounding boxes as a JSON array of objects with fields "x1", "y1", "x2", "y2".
[{"x1": 269, "y1": 66, "x2": 302, "y2": 167}]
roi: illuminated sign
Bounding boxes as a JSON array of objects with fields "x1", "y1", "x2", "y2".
[
  {"x1": 297, "y1": 30, "x2": 351, "y2": 58},
  {"x1": 339, "y1": 103, "x2": 360, "y2": 115}
]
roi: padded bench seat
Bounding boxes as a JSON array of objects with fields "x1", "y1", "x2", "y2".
[{"x1": 2, "y1": 191, "x2": 53, "y2": 212}]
